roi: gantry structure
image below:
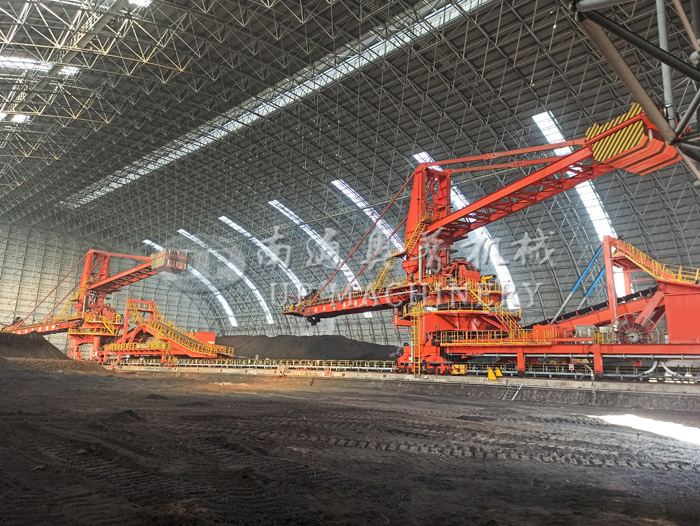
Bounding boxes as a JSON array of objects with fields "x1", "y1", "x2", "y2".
[{"x1": 1, "y1": 0, "x2": 700, "y2": 344}]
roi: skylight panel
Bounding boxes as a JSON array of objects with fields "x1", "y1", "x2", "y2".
[
  {"x1": 412, "y1": 151, "x2": 444, "y2": 169},
  {"x1": 177, "y1": 229, "x2": 274, "y2": 325},
  {"x1": 65, "y1": 0, "x2": 496, "y2": 207},
  {"x1": 219, "y1": 215, "x2": 307, "y2": 297},
  {"x1": 59, "y1": 66, "x2": 80, "y2": 76},
  {"x1": 142, "y1": 239, "x2": 164, "y2": 251},
  {"x1": 188, "y1": 268, "x2": 239, "y2": 328},
  {"x1": 331, "y1": 180, "x2": 404, "y2": 252},
  {"x1": 269, "y1": 200, "x2": 372, "y2": 318},
  {"x1": 0, "y1": 56, "x2": 51, "y2": 72},
  {"x1": 0, "y1": 56, "x2": 79, "y2": 76},
  {"x1": 11, "y1": 114, "x2": 29, "y2": 123},
  {"x1": 143, "y1": 239, "x2": 238, "y2": 327},
  {"x1": 532, "y1": 111, "x2": 626, "y2": 297}
]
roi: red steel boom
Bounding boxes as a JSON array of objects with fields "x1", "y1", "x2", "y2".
[
  {"x1": 285, "y1": 105, "x2": 700, "y2": 377},
  {"x1": 3, "y1": 248, "x2": 234, "y2": 363}
]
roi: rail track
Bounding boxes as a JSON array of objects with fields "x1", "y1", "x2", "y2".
[{"x1": 111, "y1": 357, "x2": 700, "y2": 382}]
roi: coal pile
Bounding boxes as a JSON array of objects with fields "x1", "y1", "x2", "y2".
[
  {"x1": 216, "y1": 334, "x2": 401, "y2": 361},
  {"x1": 0, "y1": 332, "x2": 107, "y2": 373},
  {"x1": 0, "y1": 332, "x2": 68, "y2": 359}
]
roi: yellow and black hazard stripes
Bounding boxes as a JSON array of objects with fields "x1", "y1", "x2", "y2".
[
  {"x1": 585, "y1": 104, "x2": 645, "y2": 163},
  {"x1": 584, "y1": 104, "x2": 680, "y2": 175}
]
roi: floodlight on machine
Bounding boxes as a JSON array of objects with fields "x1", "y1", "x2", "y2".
[
  {"x1": 66, "y1": 0, "x2": 496, "y2": 207},
  {"x1": 218, "y1": 215, "x2": 307, "y2": 297},
  {"x1": 269, "y1": 200, "x2": 372, "y2": 318},
  {"x1": 331, "y1": 179, "x2": 404, "y2": 252},
  {"x1": 143, "y1": 239, "x2": 238, "y2": 327},
  {"x1": 176, "y1": 229, "x2": 274, "y2": 325},
  {"x1": 414, "y1": 152, "x2": 520, "y2": 309},
  {"x1": 532, "y1": 111, "x2": 626, "y2": 297}
]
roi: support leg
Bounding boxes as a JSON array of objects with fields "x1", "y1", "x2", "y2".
[
  {"x1": 517, "y1": 351, "x2": 525, "y2": 376},
  {"x1": 593, "y1": 350, "x2": 604, "y2": 377}
]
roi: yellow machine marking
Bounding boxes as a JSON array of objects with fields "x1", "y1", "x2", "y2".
[{"x1": 586, "y1": 104, "x2": 645, "y2": 163}]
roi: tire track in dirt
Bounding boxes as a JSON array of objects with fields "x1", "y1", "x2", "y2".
[{"x1": 130, "y1": 400, "x2": 700, "y2": 475}]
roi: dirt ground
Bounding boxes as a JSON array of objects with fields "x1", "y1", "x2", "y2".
[{"x1": 1, "y1": 359, "x2": 700, "y2": 525}]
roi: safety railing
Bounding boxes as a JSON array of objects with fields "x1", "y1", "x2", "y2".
[
  {"x1": 147, "y1": 319, "x2": 221, "y2": 356},
  {"x1": 594, "y1": 331, "x2": 615, "y2": 344},
  {"x1": 615, "y1": 240, "x2": 700, "y2": 285},
  {"x1": 68, "y1": 326, "x2": 117, "y2": 336},
  {"x1": 104, "y1": 341, "x2": 168, "y2": 352},
  {"x1": 113, "y1": 357, "x2": 396, "y2": 370},
  {"x1": 440, "y1": 327, "x2": 560, "y2": 346}
]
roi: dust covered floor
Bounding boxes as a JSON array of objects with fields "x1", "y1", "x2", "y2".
[{"x1": 1, "y1": 362, "x2": 700, "y2": 525}]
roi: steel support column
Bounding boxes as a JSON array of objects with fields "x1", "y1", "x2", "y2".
[
  {"x1": 579, "y1": 15, "x2": 700, "y2": 177},
  {"x1": 578, "y1": 18, "x2": 676, "y2": 142},
  {"x1": 583, "y1": 10, "x2": 700, "y2": 84},
  {"x1": 657, "y1": 0, "x2": 676, "y2": 126},
  {"x1": 602, "y1": 236, "x2": 618, "y2": 323},
  {"x1": 575, "y1": 0, "x2": 636, "y2": 12}
]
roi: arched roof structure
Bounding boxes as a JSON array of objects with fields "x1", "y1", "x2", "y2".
[{"x1": 1, "y1": 0, "x2": 699, "y2": 340}]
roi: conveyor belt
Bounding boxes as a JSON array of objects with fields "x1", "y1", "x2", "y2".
[{"x1": 522, "y1": 286, "x2": 657, "y2": 329}]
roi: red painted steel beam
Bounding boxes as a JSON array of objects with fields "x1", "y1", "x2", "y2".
[
  {"x1": 87, "y1": 262, "x2": 156, "y2": 295},
  {"x1": 6, "y1": 318, "x2": 82, "y2": 335},
  {"x1": 443, "y1": 343, "x2": 700, "y2": 356},
  {"x1": 546, "y1": 295, "x2": 656, "y2": 331},
  {"x1": 426, "y1": 146, "x2": 598, "y2": 235},
  {"x1": 423, "y1": 139, "x2": 586, "y2": 168}
]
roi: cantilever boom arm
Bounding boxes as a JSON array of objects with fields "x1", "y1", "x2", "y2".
[
  {"x1": 426, "y1": 146, "x2": 605, "y2": 237},
  {"x1": 80, "y1": 249, "x2": 188, "y2": 298},
  {"x1": 426, "y1": 107, "x2": 678, "y2": 238}
]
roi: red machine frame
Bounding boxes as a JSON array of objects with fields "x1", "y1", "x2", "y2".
[
  {"x1": 285, "y1": 106, "x2": 700, "y2": 377},
  {"x1": 2, "y1": 248, "x2": 232, "y2": 363}
]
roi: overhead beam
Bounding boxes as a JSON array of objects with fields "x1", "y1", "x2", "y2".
[
  {"x1": 578, "y1": 13, "x2": 700, "y2": 180},
  {"x1": 575, "y1": 0, "x2": 636, "y2": 12},
  {"x1": 577, "y1": 17, "x2": 676, "y2": 142},
  {"x1": 12, "y1": 0, "x2": 130, "y2": 114},
  {"x1": 583, "y1": 10, "x2": 700, "y2": 85},
  {"x1": 656, "y1": 0, "x2": 676, "y2": 126}
]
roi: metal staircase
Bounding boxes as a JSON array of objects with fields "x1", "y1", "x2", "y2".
[
  {"x1": 411, "y1": 302, "x2": 423, "y2": 376},
  {"x1": 106, "y1": 300, "x2": 231, "y2": 361},
  {"x1": 373, "y1": 220, "x2": 428, "y2": 292},
  {"x1": 495, "y1": 307, "x2": 522, "y2": 335},
  {"x1": 372, "y1": 257, "x2": 398, "y2": 292},
  {"x1": 613, "y1": 239, "x2": 700, "y2": 286},
  {"x1": 501, "y1": 384, "x2": 523, "y2": 401}
]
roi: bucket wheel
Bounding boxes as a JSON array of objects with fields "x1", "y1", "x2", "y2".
[{"x1": 614, "y1": 313, "x2": 661, "y2": 344}]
